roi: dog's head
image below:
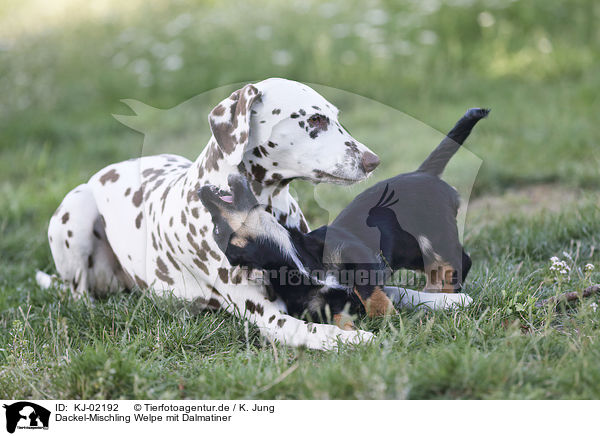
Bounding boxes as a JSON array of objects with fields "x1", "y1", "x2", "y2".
[{"x1": 208, "y1": 78, "x2": 379, "y2": 186}]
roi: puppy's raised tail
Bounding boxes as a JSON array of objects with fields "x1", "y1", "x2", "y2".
[{"x1": 417, "y1": 108, "x2": 490, "y2": 177}]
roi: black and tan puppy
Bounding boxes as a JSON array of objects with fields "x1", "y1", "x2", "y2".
[{"x1": 199, "y1": 108, "x2": 489, "y2": 328}]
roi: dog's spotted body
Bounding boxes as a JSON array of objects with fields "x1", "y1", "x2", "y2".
[{"x1": 40, "y1": 79, "x2": 382, "y2": 349}]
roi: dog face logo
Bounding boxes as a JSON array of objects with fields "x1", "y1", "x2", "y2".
[{"x1": 3, "y1": 402, "x2": 50, "y2": 434}]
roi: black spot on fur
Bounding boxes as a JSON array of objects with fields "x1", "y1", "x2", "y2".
[
  {"x1": 166, "y1": 251, "x2": 180, "y2": 271},
  {"x1": 99, "y1": 169, "x2": 119, "y2": 185},
  {"x1": 251, "y1": 164, "x2": 266, "y2": 183},
  {"x1": 135, "y1": 212, "x2": 143, "y2": 229},
  {"x1": 218, "y1": 268, "x2": 229, "y2": 283},
  {"x1": 61, "y1": 212, "x2": 69, "y2": 224},
  {"x1": 132, "y1": 187, "x2": 143, "y2": 207},
  {"x1": 245, "y1": 300, "x2": 256, "y2": 314}
]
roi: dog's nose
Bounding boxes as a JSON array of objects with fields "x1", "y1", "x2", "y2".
[{"x1": 361, "y1": 152, "x2": 380, "y2": 173}]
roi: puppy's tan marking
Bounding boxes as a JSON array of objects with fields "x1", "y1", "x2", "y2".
[{"x1": 354, "y1": 286, "x2": 396, "y2": 317}]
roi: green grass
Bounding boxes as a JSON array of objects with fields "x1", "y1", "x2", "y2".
[{"x1": 1, "y1": 0, "x2": 600, "y2": 399}]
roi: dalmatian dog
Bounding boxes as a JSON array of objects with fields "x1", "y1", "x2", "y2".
[{"x1": 38, "y1": 78, "x2": 385, "y2": 350}]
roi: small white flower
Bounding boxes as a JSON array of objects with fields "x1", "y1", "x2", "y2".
[
  {"x1": 419, "y1": 30, "x2": 438, "y2": 45},
  {"x1": 256, "y1": 25, "x2": 272, "y2": 40},
  {"x1": 165, "y1": 13, "x2": 192, "y2": 37},
  {"x1": 560, "y1": 269, "x2": 568, "y2": 275},
  {"x1": 366, "y1": 9, "x2": 389, "y2": 26},
  {"x1": 550, "y1": 256, "x2": 560, "y2": 263},
  {"x1": 318, "y1": 2, "x2": 339, "y2": 18},
  {"x1": 163, "y1": 54, "x2": 183, "y2": 71},
  {"x1": 585, "y1": 264, "x2": 595, "y2": 272},
  {"x1": 590, "y1": 302, "x2": 598, "y2": 312},
  {"x1": 477, "y1": 11, "x2": 495, "y2": 28},
  {"x1": 111, "y1": 52, "x2": 128, "y2": 68},
  {"x1": 537, "y1": 37, "x2": 553, "y2": 54},
  {"x1": 132, "y1": 58, "x2": 150, "y2": 75},
  {"x1": 272, "y1": 50, "x2": 292, "y2": 66}
]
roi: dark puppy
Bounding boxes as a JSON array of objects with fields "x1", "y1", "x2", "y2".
[
  {"x1": 200, "y1": 108, "x2": 489, "y2": 328},
  {"x1": 333, "y1": 108, "x2": 490, "y2": 293}
]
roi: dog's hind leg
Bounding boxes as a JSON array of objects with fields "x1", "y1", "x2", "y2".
[{"x1": 45, "y1": 184, "x2": 131, "y2": 298}]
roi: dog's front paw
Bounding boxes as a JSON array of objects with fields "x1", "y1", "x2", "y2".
[
  {"x1": 313, "y1": 328, "x2": 375, "y2": 351},
  {"x1": 336, "y1": 328, "x2": 376, "y2": 347}
]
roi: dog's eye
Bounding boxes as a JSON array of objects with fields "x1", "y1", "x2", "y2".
[{"x1": 307, "y1": 114, "x2": 329, "y2": 130}]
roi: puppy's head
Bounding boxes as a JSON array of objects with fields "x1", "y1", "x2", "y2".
[{"x1": 198, "y1": 174, "x2": 301, "y2": 271}]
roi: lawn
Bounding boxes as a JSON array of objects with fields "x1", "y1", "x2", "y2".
[{"x1": 1, "y1": 0, "x2": 599, "y2": 399}]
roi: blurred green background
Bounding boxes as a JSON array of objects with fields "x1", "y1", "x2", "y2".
[
  {"x1": 2, "y1": 0, "x2": 599, "y2": 184},
  {"x1": 2, "y1": 0, "x2": 600, "y2": 399}
]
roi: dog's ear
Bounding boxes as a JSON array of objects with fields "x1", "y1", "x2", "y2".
[{"x1": 209, "y1": 84, "x2": 261, "y2": 167}]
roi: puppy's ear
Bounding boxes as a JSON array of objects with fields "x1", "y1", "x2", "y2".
[
  {"x1": 198, "y1": 185, "x2": 236, "y2": 253},
  {"x1": 209, "y1": 84, "x2": 261, "y2": 166},
  {"x1": 227, "y1": 174, "x2": 258, "y2": 212}
]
